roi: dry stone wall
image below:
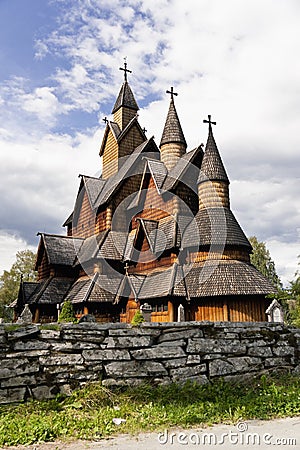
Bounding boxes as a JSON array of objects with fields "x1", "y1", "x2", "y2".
[{"x1": 0, "y1": 322, "x2": 299, "y2": 404}]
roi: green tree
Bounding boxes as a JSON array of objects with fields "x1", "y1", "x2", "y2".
[
  {"x1": 0, "y1": 250, "x2": 37, "y2": 319},
  {"x1": 58, "y1": 301, "x2": 76, "y2": 323},
  {"x1": 289, "y1": 258, "x2": 300, "y2": 327},
  {"x1": 249, "y1": 236, "x2": 282, "y2": 289}
]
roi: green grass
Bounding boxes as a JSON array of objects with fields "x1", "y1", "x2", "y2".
[{"x1": 0, "y1": 374, "x2": 299, "y2": 446}]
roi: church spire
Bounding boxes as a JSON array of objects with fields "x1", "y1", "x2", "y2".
[
  {"x1": 160, "y1": 87, "x2": 187, "y2": 171},
  {"x1": 198, "y1": 115, "x2": 230, "y2": 209},
  {"x1": 112, "y1": 60, "x2": 139, "y2": 129}
]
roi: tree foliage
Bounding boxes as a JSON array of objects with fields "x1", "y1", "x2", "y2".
[
  {"x1": 249, "y1": 236, "x2": 282, "y2": 289},
  {"x1": 288, "y1": 258, "x2": 300, "y2": 327},
  {"x1": 0, "y1": 250, "x2": 37, "y2": 319},
  {"x1": 58, "y1": 301, "x2": 77, "y2": 323}
]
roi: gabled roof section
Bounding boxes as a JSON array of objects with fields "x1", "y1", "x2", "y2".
[
  {"x1": 65, "y1": 273, "x2": 121, "y2": 304},
  {"x1": 81, "y1": 175, "x2": 106, "y2": 207},
  {"x1": 162, "y1": 145, "x2": 203, "y2": 191},
  {"x1": 95, "y1": 137, "x2": 160, "y2": 208},
  {"x1": 62, "y1": 211, "x2": 73, "y2": 227},
  {"x1": 74, "y1": 230, "x2": 109, "y2": 266},
  {"x1": 36, "y1": 233, "x2": 83, "y2": 268},
  {"x1": 97, "y1": 230, "x2": 128, "y2": 260},
  {"x1": 147, "y1": 159, "x2": 168, "y2": 192},
  {"x1": 99, "y1": 116, "x2": 146, "y2": 156},
  {"x1": 198, "y1": 125, "x2": 229, "y2": 184},
  {"x1": 136, "y1": 218, "x2": 158, "y2": 253},
  {"x1": 28, "y1": 277, "x2": 74, "y2": 305},
  {"x1": 112, "y1": 81, "x2": 139, "y2": 114},
  {"x1": 160, "y1": 98, "x2": 187, "y2": 147}
]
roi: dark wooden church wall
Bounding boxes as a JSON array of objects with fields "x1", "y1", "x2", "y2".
[{"x1": 73, "y1": 190, "x2": 95, "y2": 238}]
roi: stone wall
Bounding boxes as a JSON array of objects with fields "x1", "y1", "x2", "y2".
[{"x1": 0, "y1": 321, "x2": 299, "y2": 404}]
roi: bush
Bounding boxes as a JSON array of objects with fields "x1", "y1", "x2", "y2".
[
  {"x1": 58, "y1": 301, "x2": 76, "y2": 323},
  {"x1": 131, "y1": 310, "x2": 145, "y2": 326}
]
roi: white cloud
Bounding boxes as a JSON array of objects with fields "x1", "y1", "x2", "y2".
[
  {"x1": 0, "y1": 0, "x2": 299, "y2": 285},
  {"x1": 21, "y1": 87, "x2": 61, "y2": 123},
  {"x1": 0, "y1": 232, "x2": 36, "y2": 275}
]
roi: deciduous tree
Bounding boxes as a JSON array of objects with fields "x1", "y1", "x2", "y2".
[{"x1": 0, "y1": 250, "x2": 37, "y2": 319}]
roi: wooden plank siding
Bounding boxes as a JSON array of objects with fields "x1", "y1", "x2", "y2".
[
  {"x1": 38, "y1": 251, "x2": 50, "y2": 280},
  {"x1": 192, "y1": 297, "x2": 267, "y2": 322},
  {"x1": 189, "y1": 249, "x2": 250, "y2": 263},
  {"x1": 119, "y1": 127, "x2": 145, "y2": 160},
  {"x1": 73, "y1": 190, "x2": 95, "y2": 239},
  {"x1": 102, "y1": 131, "x2": 119, "y2": 179}
]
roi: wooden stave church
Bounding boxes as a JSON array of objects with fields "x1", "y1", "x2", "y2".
[{"x1": 14, "y1": 66, "x2": 275, "y2": 324}]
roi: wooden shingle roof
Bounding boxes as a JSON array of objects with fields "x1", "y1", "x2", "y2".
[
  {"x1": 37, "y1": 234, "x2": 84, "y2": 268},
  {"x1": 162, "y1": 145, "x2": 203, "y2": 191},
  {"x1": 112, "y1": 81, "x2": 139, "y2": 114},
  {"x1": 160, "y1": 98, "x2": 187, "y2": 147},
  {"x1": 28, "y1": 277, "x2": 74, "y2": 305},
  {"x1": 173, "y1": 261, "x2": 276, "y2": 297},
  {"x1": 65, "y1": 273, "x2": 120, "y2": 304},
  {"x1": 96, "y1": 137, "x2": 159, "y2": 208},
  {"x1": 198, "y1": 126, "x2": 229, "y2": 184},
  {"x1": 182, "y1": 207, "x2": 252, "y2": 250}
]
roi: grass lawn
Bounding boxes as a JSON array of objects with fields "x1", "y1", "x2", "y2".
[{"x1": 0, "y1": 374, "x2": 299, "y2": 446}]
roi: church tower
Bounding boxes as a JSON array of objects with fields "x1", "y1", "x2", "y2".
[
  {"x1": 100, "y1": 62, "x2": 146, "y2": 179},
  {"x1": 198, "y1": 115, "x2": 230, "y2": 210},
  {"x1": 160, "y1": 87, "x2": 187, "y2": 171}
]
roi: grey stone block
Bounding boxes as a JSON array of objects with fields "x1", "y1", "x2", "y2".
[
  {"x1": 83, "y1": 349, "x2": 131, "y2": 361},
  {"x1": 0, "y1": 387, "x2": 26, "y2": 404},
  {"x1": 109, "y1": 328, "x2": 160, "y2": 337},
  {"x1": 105, "y1": 335, "x2": 153, "y2": 348},
  {"x1": 105, "y1": 360, "x2": 168, "y2": 378},
  {"x1": 39, "y1": 354, "x2": 83, "y2": 366},
  {"x1": 209, "y1": 357, "x2": 262, "y2": 377},
  {"x1": 186, "y1": 354, "x2": 202, "y2": 365},
  {"x1": 187, "y1": 338, "x2": 246, "y2": 355},
  {"x1": 7, "y1": 325, "x2": 40, "y2": 340},
  {"x1": 0, "y1": 358, "x2": 39, "y2": 379},
  {"x1": 272, "y1": 346, "x2": 295, "y2": 357},
  {"x1": 158, "y1": 329, "x2": 203, "y2": 343},
  {"x1": 1, "y1": 375, "x2": 36, "y2": 388},
  {"x1": 131, "y1": 346, "x2": 186, "y2": 360},
  {"x1": 163, "y1": 358, "x2": 187, "y2": 369},
  {"x1": 13, "y1": 340, "x2": 50, "y2": 351},
  {"x1": 157, "y1": 339, "x2": 186, "y2": 347},
  {"x1": 39, "y1": 329, "x2": 61, "y2": 340},
  {"x1": 248, "y1": 346, "x2": 273, "y2": 357},
  {"x1": 169, "y1": 364, "x2": 207, "y2": 380},
  {"x1": 51, "y1": 341, "x2": 98, "y2": 352}
]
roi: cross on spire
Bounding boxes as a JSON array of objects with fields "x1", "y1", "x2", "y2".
[
  {"x1": 166, "y1": 86, "x2": 178, "y2": 100},
  {"x1": 124, "y1": 262, "x2": 130, "y2": 274},
  {"x1": 119, "y1": 57, "x2": 132, "y2": 82},
  {"x1": 103, "y1": 116, "x2": 108, "y2": 124},
  {"x1": 203, "y1": 114, "x2": 216, "y2": 130}
]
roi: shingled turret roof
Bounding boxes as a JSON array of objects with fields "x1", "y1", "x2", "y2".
[
  {"x1": 112, "y1": 81, "x2": 139, "y2": 114},
  {"x1": 160, "y1": 97, "x2": 187, "y2": 147},
  {"x1": 198, "y1": 123, "x2": 229, "y2": 184}
]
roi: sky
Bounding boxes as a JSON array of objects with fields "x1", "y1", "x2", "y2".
[{"x1": 0, "y1": 0, "x2": 299, "y2": 286}]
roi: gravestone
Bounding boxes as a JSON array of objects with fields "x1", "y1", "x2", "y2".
[
  {"x1": 140, "y1": 303, "x2": 152, "y2": 322},
  {"x1": 178, "y1": 304, "x2": 185, "y2": 322},
  {"x1": 266, "y1": 299, "x2": 284, "y2": 323}
]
